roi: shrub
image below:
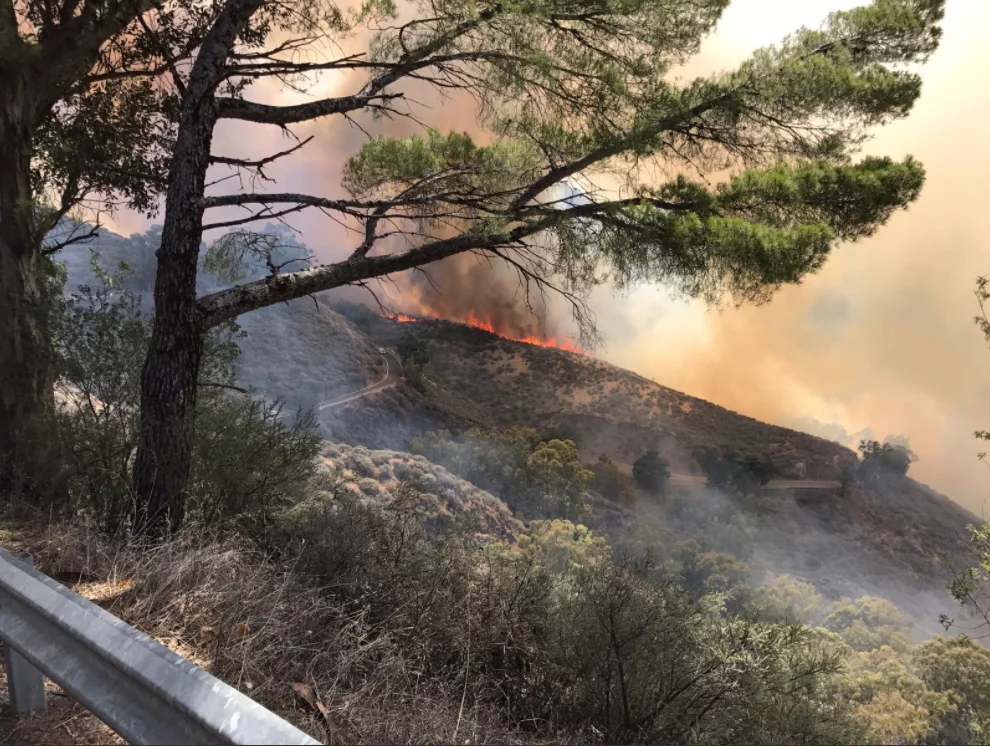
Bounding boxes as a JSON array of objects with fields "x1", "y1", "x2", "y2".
[
  {"x1": 397, "y1": 331, "x2": 430, "y2": 366},
  {"x1": 191, "y1": 396, "x2": 321, "y2": 532},
  {"x1": 591, "y1": 454, "x2": 635, "y2": 503},
  {"x1": 358, "y1": 478, "x2": 381, "y2": 496},
  {"x1": 631, "y1": 450, "x2": 670, "y2": 494},
  {"x1": 823, "y1": 596, "x2": 913, "y2": 653},
  {"x1": 349, "y1": 453, "x2": 377, "y2": 478},
  {"x1": 271, "y1": 486, "x2": 863, "y2": 743},
  {"x1": 410, "y1": 427, "x2": 590, "y2": 518},
  {"x1": 38, "y1": 257, "x2": 320, "y2": 535},
  {"x1": 751, "y1": 573, "x2": 824, "y2": 625},
  {"x1": 414, "y1": 472, "x2": 439, "y2": 492},
  {"x1": 858, "y1": 440, "x2": 915, "y2": 478},
  {"x1": 698, "y1": 450, "x2": 776, "y2": 493}
]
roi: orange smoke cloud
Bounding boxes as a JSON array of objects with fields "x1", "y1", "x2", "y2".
[
  {"x1": 108, "y1": 0, "x2": 990, "y2": 516},
  {"x1": 598, "y1": 0, "x2": 990, "y2": 515}
]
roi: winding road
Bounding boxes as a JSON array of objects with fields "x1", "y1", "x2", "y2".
[{"x1": 315, "y1": 349, "x2": 401, "y2": 411}]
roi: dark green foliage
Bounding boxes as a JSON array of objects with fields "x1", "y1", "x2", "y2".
[
  {"x1": 591, "y1": 454, "x2": 635, "y2": 503},
  {"x1": 914, "y1": 635, "x2": 990, "y2": 745},
  {"x1": 331, "y1": 300, "x2": 385, "y2": 334},
  {"x1": 42, "y1": 258, "x2": 320, "y2": 531},
  {"x1": 402, "y1": 360, "x2": 428, "y2": 392},
  {"x1": 631, "y1": 450, "x2": 670, "y2": 494},
  {"x1": 410, "y1": 426, "x2": 591, "y2": 518},
  {"x1": 674, "y1": 539, "x2": 751, "y2": 604},
  {"x1": 397, "y1": 331, "x2": 430, "y2": 366},
  {"x1": 191, "y1": 397, "x2": 321, "y2": 533},
  {"x1": 698, "y1": 450, "x2": 776, "y2": 492},
  {"x1": 837, "y1": 459, "x2": 859, "y2": 495},
  {"x1": 858, "y1": 439, "x2": 914, "y2": 478}
]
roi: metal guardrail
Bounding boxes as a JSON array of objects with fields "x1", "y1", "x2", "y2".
[{"x1": 0, "y1": 548, "x2": 321, "y2": 745}]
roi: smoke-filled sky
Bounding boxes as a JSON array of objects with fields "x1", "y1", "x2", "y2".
[
  {"x1": 106, "y1": 0, "x2": 990, "y2": 515},
  {"x1": 593, "y1": 0, "x2": 990, "y2": 516}
]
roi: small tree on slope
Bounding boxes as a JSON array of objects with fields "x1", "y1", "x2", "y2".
[{"x1": 131, "y1": 0, "x2": 942, "y2": 533}]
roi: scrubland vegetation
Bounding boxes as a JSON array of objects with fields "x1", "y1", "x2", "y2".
[
  {"x1": 0, "y1": 256, "x2": 988, "y2": 745},
  {"x1": 4, "y1": 0, "x2": 990, "y2": 742}
]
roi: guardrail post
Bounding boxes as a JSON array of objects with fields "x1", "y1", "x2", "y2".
[{"x1": 2, "y1": 553, "x2": 47, "y2": 716}]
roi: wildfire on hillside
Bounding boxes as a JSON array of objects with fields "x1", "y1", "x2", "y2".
[{"x1": 383, "y1": 310, "x2": 584, "y2": 354}]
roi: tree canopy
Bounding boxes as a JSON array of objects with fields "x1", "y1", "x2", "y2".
[
  {"x1": 0, "y1": 0, "x2": 226, "y2": 491},
  {"x1": 631, "y1": 450, "x2": 670, "y2": 494},
  {"x1": 114, "y1": 0, "x2": 946, "y2": 530},
  {"x1": 858, "y1": 439, "x2": 916, "y2": 477}
]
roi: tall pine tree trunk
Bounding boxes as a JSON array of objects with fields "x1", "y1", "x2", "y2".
[
  {"x1": 0, "y1": 71, "x2": 53, "y2": 495},
  {"x1": 130, "y1": 104, "x2": 217, "y2": 534},
  {"x1": 130, "y1": 0, "x2": 264, "y2": 534}
]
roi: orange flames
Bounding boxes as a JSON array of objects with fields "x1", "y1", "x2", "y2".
[{"x1": 383, "y1": 310, "x2": 584, "y2": 354}]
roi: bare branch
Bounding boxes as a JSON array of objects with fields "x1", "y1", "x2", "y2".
[
  {"x1": 197, "y1": 217, "x2": 557, "y2": 329},
  {"x1": 198, "y1": 381, "x2": 249, "y2": 394},
  {"x1": 217, "y1": 90, "x2": 404, "y2": 125},
  {"x1": 136, "y1": 13, "x2": 186, "y2": 98},
  {"x1": 217, "y1": 7, "x2": 502, "y2": 125},
  {"x1": 42, "y1": 221, "x2": 101, "y2": 255},
  {"x1": 209, "y1": 135, "x2": 314, "y2": 173},
  {"x1": 201, "y1": 204, "x2": 312, "y2": 231}
]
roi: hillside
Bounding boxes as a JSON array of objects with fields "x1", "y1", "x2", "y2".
[
  {"x1": 310, "y1": 306, "x2": 981, "y2": 631},
  {"x1": 352, "y1": 313, "x2": 855, "y2": 479},
  {"x1": 54, "y1": 236, "x2": 981, "y2": 633},
  {"x1": 237, "y1": 299, "x2": 385, "y2": 407}
]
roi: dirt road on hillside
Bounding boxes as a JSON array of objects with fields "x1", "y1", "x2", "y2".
[
  {"x1": 316, "y1": 349, "x2": 401, "y2": 411},
  {"x1": 666, "y1": 473, "x2": 841, "y2": 490}
]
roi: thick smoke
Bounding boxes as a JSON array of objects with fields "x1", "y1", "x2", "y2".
[
  {"x1": 99, "y1": 0, "x2": 990, "y2": 515},
  {"x1": 393, "y1": 254, "x2": 579, "y2": 341}
]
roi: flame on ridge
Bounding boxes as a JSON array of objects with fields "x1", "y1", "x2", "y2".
[{"x1": 383, "y1": 310, "x2": 584, "y2": 354}]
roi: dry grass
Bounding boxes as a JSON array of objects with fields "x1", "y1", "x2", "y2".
[
  {"x1": 0, "y1": 514, "x2": 539, "y2": 745},
  {"x1": 355, "y1": 316, "x2": 855, "y2": 480}
]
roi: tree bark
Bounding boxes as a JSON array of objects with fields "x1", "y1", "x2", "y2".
[
  {"x1": 131, "y1": 0, "x2": 262, "y2": 534},
  {"x1": 0, "y1": 67, "x2": 53, "y2": 495},
  {"x1": 129, "y1": 103, "x2": 217, "y2": 534}
]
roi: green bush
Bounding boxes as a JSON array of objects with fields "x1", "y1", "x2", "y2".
[
  {"x1": 631, "y1": 450, "x2": 670, "y2": 494},
  {"x1": 823, "y1": 596, "x2": 912, "y2": 653},
  {"x1": 411, "y1": 426, "x2": 590, "y2": 518},
  {"x1": 275, "y1": 487, "x2": 864, "y2": 743},
  {"x1": 41, "y1": 256, "x2": 320, "y2": 534},
  {"x1": 591, "y1": 454, "x2": 635, "y2": 503},
  {"x1": 858, "y1": 440, "x2": 915, "y2": 478},
  {"x1": 191, "y1": 396, "x2": 321, "y2": 532},
  {"x1": 698, "y1": 450, "x2": 776, "y2": 493}
]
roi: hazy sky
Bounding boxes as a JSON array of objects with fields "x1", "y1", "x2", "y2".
[
  {"x1": 593, "y1": 0, "x2": 990, "y2": 515},
  {"x1": 106, "y1": 0, "x2": 990, "y2": 514}
]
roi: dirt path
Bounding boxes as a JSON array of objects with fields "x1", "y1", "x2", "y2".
[{"x1": 667, "y1": 473, "x2": 840, "y2": 490}]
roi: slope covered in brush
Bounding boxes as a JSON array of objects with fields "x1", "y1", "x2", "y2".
[
  {"x1": 348, "y1": 311, "x2": 854, "y2": 477},
  {"x1": 326, "y1": 308, "x2": 979, "y2": 630}
]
